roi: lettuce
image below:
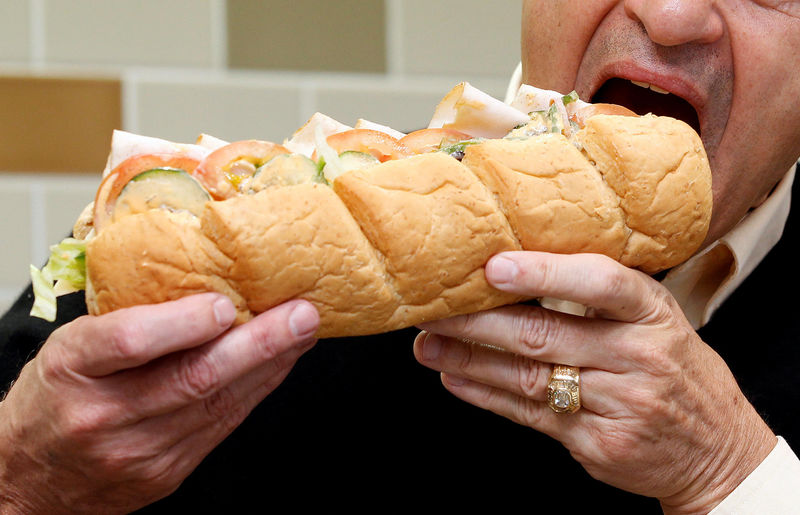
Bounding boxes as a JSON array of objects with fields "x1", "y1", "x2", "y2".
[{"x1": 29, "y1": 237, "x2": 87, "y2": 322}]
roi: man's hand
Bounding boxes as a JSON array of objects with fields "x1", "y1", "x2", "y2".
[
  {"x1": 0, "y1": 293, "x2": 319, "y2": 513},
  {"x1": 414, "y1": 251, "x2": 775, "y2": 514}
]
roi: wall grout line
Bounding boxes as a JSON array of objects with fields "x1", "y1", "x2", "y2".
[
  {"x1": 121, "y1": 70, "x2": 139, "y2": 133},
  {"x1": 385, "y1": 0, "x2": 404, "y2": 77},
  {"x1": 297, "y1": 80, "x2": 317, "y2": 127},
  {"x1": 209, "y1": 0, "x2": 228, "y2": 70},
  {"x1": 28, "y1": 0, "x2": 45, "y2": 69}
]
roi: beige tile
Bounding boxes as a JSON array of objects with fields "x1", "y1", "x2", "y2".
[
  {"x1": 314, "y1": 78, "x2": 512, "y2": 133},
  {"x1": 315, "y1": 85, "x2": 446, "y2": 133},
  {"x1": 134, "y1": 78, "x2": 302, "y2": 144},
  {"x1": 0, "y1": 182, "x2": 32, "y2": 288},
  {"x1": 227, "y1": 0, "x2": 385, "y2": 73},
  {"x1": 45, "y1": 178, "x2": 100, "y2": 244},
  {"x1": 0, "y1": 0, "x2": 30, "y2": 61},
  {"x1": 44, "y1": 0, "x2": 214, "y2": 67},
  {"x1": 0, "y1": 75, "x2": 121, "y2": 173},
  {"x1": 400, "y1": 0, "x2": 522, "y2": 78}
]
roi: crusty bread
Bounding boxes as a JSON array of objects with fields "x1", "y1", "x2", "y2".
[{"x1": 85, "y1": 113, "x2": 711, "y2": 338}]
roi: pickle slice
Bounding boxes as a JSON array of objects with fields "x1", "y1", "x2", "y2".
[
  {"x1": 112, "y1": 168, "x2": 211, "y2": 222},
  {"x1": 250, "y1": 154, "x2": 327, "y2": 192}
]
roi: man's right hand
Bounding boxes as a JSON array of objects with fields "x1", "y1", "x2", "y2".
[{"x1": 0, "y1": 293, "x2": 319, "y2": 513}]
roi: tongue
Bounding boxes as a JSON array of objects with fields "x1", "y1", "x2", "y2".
[{"x1": 592, "y1": 78, "x2": 700, "y2": 134}]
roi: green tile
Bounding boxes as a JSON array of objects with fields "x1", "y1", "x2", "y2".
[
  {"x1": 0, "y1": 0, "x2": 30, "y2": 61},
  {"x1": 44, "y1": 0, "x2": 215, "y2": 67},
  {"x1": 227, "y1": 0, "x2": 386, "y2": 73}
]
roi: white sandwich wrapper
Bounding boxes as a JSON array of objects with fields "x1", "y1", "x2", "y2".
[
  {"x1": 103, "y1": 130, "x2": 213, "y2": 177},
  {"x1": 354, "y1": 119, "x2": 407, "y2": 140},
  {"x1": 284, "y1": 112, "x2": 353, "y2": 157},
  {"x1": 427, "y1": 82, "x2": 530, "y2": 139}
]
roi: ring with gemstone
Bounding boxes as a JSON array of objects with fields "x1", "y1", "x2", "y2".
[{"x1": 546, "y1": 364, "x2": 581, "y2": 413}]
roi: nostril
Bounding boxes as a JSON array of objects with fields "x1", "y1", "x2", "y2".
[{"x1": 623, "y1": 0, "x2": 724, "y2": 46}]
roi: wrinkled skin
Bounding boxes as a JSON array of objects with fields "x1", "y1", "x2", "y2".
[
  {"x1": 0, "y1": 295, "x2": 319, "y2": 513},
  {"x1": 2, "y1": 2, "x2": 800, "y2": 513},
  {"x1": 415, "y1": 1, "x2": 800, "y2": 513}
]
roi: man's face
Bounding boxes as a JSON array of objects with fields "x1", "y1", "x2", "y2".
[{"x1": 521, "y1": 0, "x2": 800, "y2": 244}]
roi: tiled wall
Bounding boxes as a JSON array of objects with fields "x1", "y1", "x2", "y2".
[{"x1": 0, "y1": 0, "x2": 523, "y2": 314}]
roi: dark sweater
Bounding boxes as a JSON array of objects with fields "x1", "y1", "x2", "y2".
[{"x1": 2, "y1": 174, "x2": 798, "y2": 512}]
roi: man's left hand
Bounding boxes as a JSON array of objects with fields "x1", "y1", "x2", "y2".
[{"x1": 414, "y1": 251, "x2": 775, "y2": 514}]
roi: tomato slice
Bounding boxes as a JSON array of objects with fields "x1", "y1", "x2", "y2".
[
  {"x1": 570, "y1": 103, "x2": 637, "y2": 128},
  {"x1": 93, "y1": 153, "x2": 201, "y2": 233},
  {"x1": 398, "y1": 128, "x2": 473, "y2": 154},
  {"x1": 322, "y1": 129, "x2": 413, "y2": 162},
  {"x1": 193, "y1": 140, "x2": 290, "y2": 200}
]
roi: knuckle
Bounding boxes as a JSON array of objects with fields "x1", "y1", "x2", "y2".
[
  {"x1": 60, "y1": 403, "x2": 114, "y2": 442},
  {"x1": 514, "y1": 355, "x2": 544, "y2": 398},
  {"x1": 219, "y1": 401, "x2": 251, "y2": 436},
  {"x1": 100, "y1": 448, "x2": 180, "y2": 497},
  {"x1": 512, "y1": 395, "x2": 545, "y2": 428},
  {"x1": 36, "y1": 345, "x2": 68, "y2": 380},
  {"x1": 245, "y1": 324, "x2": 280, "y2": 362},
  {"x1": 177, "y1": 353, "x2": 221, "y2": 400},
  {"x1": 140, "y1": 453, "x2": 183, "y2": 490},
  {"x1": 106, "y1": 323, "x2": 145, "y2": 363},
  {"x1": 453, "y1": 311, "x2": 481, "y2": 340},
  {"x1": 636, "y1": 343, "x2": 683, "y2": 379},
  {"x1": 454, "y1": 343, "x2": 477, "y2": 375},
  {"x1": 594, "y1": 426, "x2": 636, "y2": 465},
  {"x1": 643, "y1": 283, "x2": 680, "y2": 324},
  {"x1": 95, "y1": 448, "x2": 142, "y2": 477},
  {"x1": 516, "y1": 308, "x2": 559, "y2": 356},
  {"x1": 595, "y1": 265, "x2": 628, "y2": 304},
  {"x1": 202, "y1": 385, "x2": 237, "y2": 421}
]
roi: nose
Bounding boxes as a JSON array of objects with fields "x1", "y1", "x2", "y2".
[{"x1": 624, "y1": 0, "x2": 724, "y2": 46}]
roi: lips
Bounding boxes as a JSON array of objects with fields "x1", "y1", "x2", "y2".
[{"x1": 590, "y1": 78, "x2": 701, "y2": 135}]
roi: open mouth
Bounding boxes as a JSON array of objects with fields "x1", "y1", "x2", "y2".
[{"x1": 591, "y1": 78, "x2": 701, "y2": 136}]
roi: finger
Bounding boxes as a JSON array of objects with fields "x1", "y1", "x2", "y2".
[
  {"x1": 437, "y1": 372, "x2": 588, "y2": 443},
  {"x1": 151, "y1": 372, "x2": 283, "y2": 488},
  {"x1": 418, "y1": 305, "x2": 633, "y2": 371},
  {"x1": 55, "y1": 293, "x2": 238, "y2": 377},
  {"x1": 485, "y1": 251, "x2": 668, "y2": 323},
  {"x1": 106, "y1": 365, "x2": 283, "y2": 497},
  {"x1": 415, "y1": 332, "x2": 615, "y2": 414},
  {"x1": 103, "y1": 299, "x2": 319, "y2": 422},
  {"x1": 117, "y1": 333, "x2": 315, "y2": 452}
]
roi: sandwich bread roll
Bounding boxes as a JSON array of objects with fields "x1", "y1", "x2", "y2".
[{"x1": 45, "y1": 83, "x2": 712, "y2": 338}]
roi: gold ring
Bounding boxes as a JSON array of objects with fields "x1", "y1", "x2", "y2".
[{"x1": 546, "y1": 364, "x2": 581, "y2": 413}]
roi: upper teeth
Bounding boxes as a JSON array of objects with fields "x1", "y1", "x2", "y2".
[{"x1": 631, "y1": 80, "x2": 670, "y2": 95}]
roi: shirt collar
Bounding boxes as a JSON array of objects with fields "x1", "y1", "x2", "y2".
[{"x1": 662, "y1": 165, "x2": 795, "y2": 329}]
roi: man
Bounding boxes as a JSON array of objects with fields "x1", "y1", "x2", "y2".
[
  {"x1": 414, "y1": 1, "x2": 800, "y2": 512},
  {"x1": 1, "y1": 1, "x2": 799, "y2": 512}
]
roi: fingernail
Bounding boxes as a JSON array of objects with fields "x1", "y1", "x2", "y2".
[
  {"x1": 443, "y1": 373, "x2": 466, "y2": 386},
  {"x1": 289, "y1": 302, "x2": 319, "y2": 338},
  {"x1": 422, "y1": 333, "x2": 443, "y2": 361},
  {"x1": 213, "y1": 296, "x2": 236, "y2": 327},
  {"x1": 487, "y1": 256, "x2": 518, "y2": 285}
]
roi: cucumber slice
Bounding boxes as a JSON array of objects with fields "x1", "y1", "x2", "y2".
[
  {"x1": 339, "y1": 150, "x2": 379, "y2": 168},
  {"x1": 249, "y1": 154, "x2": 327, "y2": 192},
  {"x1": 322, "y1": 151, "x2": 379, "y2": 182},
  {"x1": 439, "y1": 138, "x2": 483, "y2": 161},
  {"x1": 113, "y1": 168, "x2": 211, "y2": 222}
]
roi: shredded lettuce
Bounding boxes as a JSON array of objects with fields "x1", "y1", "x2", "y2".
[
  {"x1": 29, "y1": 237, "x2": 87, "y2": 322},
  {"x1": 562, "y1": 90, "x2": 580, "y2": 105},
  {"x1": 314, "y1": 125, "x2": 345, "y2": 182}
]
